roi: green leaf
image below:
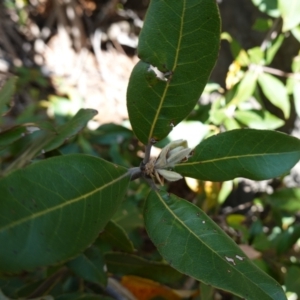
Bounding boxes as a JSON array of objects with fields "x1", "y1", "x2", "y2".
[
  {"x1": 293, "y1": 80, "x2": 300, "y2": 118},
  {"x1": 105, "y1": 252, "x2": 184, "y2": 285},
  {"x1": 67, "y1": 246, "x2": 107, "y2": 286},
  {"x1": 223, "y1": 118, "x2": 241, "y2": 130},
  {"x1": 92, "y1": 124, "x2": 133, "y2": 146},
  {"x1": 279, "y1": 0, "x2": 300, "y2": 31},
  {"x1": 252, "y1": 18, "x2": 272, "y2": 31},
  {"x1": 0, "y1": 154, "x2": 129, "y2": 273},
  {"x1": 175, "y1": 129, "x2": 300, "y2": 181},
  {"x1": 266, "y1": 188, "x2": 300, "y2": 213},
  {"x1": 251, "y1": 0, "x2": 280, "y2": 18},
  {"x1": 291, "y1": 55, "x2": 300, "y2": 73},
  {"x1": 248, "y1": 47, "x2": 264, "y2": 64},
  {"x1": 0, "y1": 77, "x2": 17, "y2": 116},
  {"x1": 285, "y1": 266, "x2": 300, "y2": 295},
  {"x1": 291, "y1": 26, "x2": 300, "y2": 43},
  {"x1": 258, "y1": 73, "x2": 290, "y2": 119},
  {"x1": 127, "y1": 0, "x2": 220, "y2": 144},
  {"x1": 0, "y1": 124, "x2": 38, "y2": 150},
  {"x1": 273, "y1": 225, "x2": 300, "y2": 254},
  {"x1": 231, "y1": 70, "x2": 258, "y2": 105},
  {"x1": 3, "y1": 109, "x2": 97, "y2": 175},
  {"x1": 200, "y1": 282, "x2": 214, "y2": 300},
  {"x1": 144, "y1": 191, "x2": 286, "y2": 300},
  {"x1": 44, "y1": 108, "x2": 98, "y2": 152},
  {"x1": 266, "y1": 33, "x2": 284, "y2": 64},
  {"x1": 234, "y1": 110, "x2": 284, "y2": 129},
  {"x1": 112, "y1": 197, "x2": 144, "y2": 232},
  {"x1": 99, "y1": 221, "x2": 134, "y2": 253}
]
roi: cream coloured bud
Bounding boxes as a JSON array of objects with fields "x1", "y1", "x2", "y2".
[
  {"x1": 155, "y1": 139, "x2": 190, "y2": 169},
  {"x1": 166, "y1": 147, "x2": 191, "y2": 167},
  {"x1": 156, "y1": 169, "x2": 183, "y2": 182}
]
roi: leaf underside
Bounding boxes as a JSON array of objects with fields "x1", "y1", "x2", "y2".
[
  {"x1": 144, "y1": 191, "x2": 287, "y2": 300},
  {"x1": 127, "y1": 0, "x2": 220, "y2": 144},
  {"x1": 175, "y1": 129, "x2": 300, "y2": 181},
  {"x1": 0, "y1": 154, "x2": 129, "y2": 273}
]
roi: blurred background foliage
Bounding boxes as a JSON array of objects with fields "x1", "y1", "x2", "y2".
[{"x1": 1, "y1": 0, "x2": 300, "y2": 299}]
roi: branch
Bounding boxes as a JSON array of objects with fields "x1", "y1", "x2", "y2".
[
  {"x1": 128, "y1": 167, "x2": 143, "y2": 181},
  {"x1": 143, "y1": 138, "x2": 157, "y2": 165},
  {"x1": 260, "y1": 18, "x2": 282, "y2": 52},
  {"x1": 249, "y1": 64, "x2": 300, "y2": 79}
]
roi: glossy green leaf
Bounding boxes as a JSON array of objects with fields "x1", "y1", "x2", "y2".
[
  {"x1": 100, "y1": 221, "x2": 134, "y2": 253},
  {"x1": 0, "y1": 154, "x2": 129, "y2": 273},
  {"x1": 127, "y1": 0, "x2": 220, "y2": 144},
  {"x1": 258, "y1": 73, "x2": 290, "y2": 119},
  {"x1": 234, "y1": 110, "x2": 284, "y2": 129},
  {"x1": 68, "y1": 246, "x2": 107, "y2": 286},
  {"x1": 105, "y1": 252, "x2": 184, "y2": 285},
  {"x1": 144, "y1": 191, "x2": 286, "y2": 299},
  {"x1": 279, "y1": 0, "x2": 300, "y2": 31},
  {"x1": 0, "y1": 77, "x2": 17, "y2": 116},
  {"x1": 175, "y1": 129, "x2": 300, "y2": 181}
]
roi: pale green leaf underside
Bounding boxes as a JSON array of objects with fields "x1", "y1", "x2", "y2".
[
  {"x1": 127, "y1": 0, "x2": 220, "y2": 144},
  {"x1": 175, "y1": 129, "x2": 300, "y2": 181},
  {"x1": 144, "y1": 191, "x2": 286, "y2": 300},
  {"x1": 0, "y1": 154, "x2": 129, "y2": 273}
]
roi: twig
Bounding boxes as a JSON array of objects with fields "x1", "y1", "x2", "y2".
[
  {"x1": 143, "y1": 138, "x2": 157, "y2": 165},
  {"x1": 127, "y1": 167, "x2": 143, "y2": 181},
  {"x1": 260, "y1": 18, "x2": 282, "y2": 52},
  {"x1": 249, "y1": 64, "x2": 300, "y2": 79}
]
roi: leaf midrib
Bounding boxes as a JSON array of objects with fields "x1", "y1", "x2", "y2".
[
  {"x1": 178, "y1": 151, "x2": 299, "y2": 167},
  {"x1": 147, "y1": 0, "x2": 186, "y2": 141},
  {"x1": 154, "y1": 191, "x2": 275, "y2": 299},
  {"x1": 0, "y1": 172, "x2": 128, "y2": 234}
]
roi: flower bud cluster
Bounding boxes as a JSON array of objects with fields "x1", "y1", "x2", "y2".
[{"x1": 145, "y1": 139, "x2": 191, "y2": 185}]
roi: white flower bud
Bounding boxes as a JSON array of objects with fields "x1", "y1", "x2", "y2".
[
  {"x1": 166, "y1": 147, "x2": 191, "y2": 167},
  {"x1": 156, "y1": 169, "x2": 183, "y2": 182},
  {"x1": 155, "y1": 139, "x2": 191, "y2": 169},
  {"x1": 147, "y1": 139, "x2": 192, "y2": 184}
]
